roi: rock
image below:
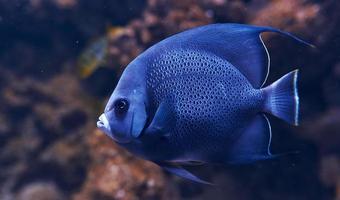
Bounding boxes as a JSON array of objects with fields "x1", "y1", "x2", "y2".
[
  {"x1": 301, "y1": 107, "x2": 340, "y2": 153},
  {"x1": 0, "y1": 69, "x2": 93, "y2": 199},
  {"x1": 16, "y1": 182, "x2": 65, "y2": 200},
  {"x1": 320, "y1": 155, "x2": 340, "y2": 188},
  {"x1": 73, "y1": 130, "x2": 179, "y2": 200}
]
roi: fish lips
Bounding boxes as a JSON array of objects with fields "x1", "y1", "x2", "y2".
[{"x1": 97, "y1": 113, "x2": 133, "y2": 144}]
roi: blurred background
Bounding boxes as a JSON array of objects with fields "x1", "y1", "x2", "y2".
[{"x1": 0, "y1": 0, "x2": 340, "y2": 199}]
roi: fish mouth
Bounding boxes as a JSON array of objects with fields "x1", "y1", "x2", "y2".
[
  {"x1": 97, "y1": 114, "x2": 111, "y2": 135},
  {"x1": 97, "y1": 113, "x2": 132, "y2": 144}
]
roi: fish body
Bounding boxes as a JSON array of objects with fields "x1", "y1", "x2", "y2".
[
  {"x1": 124, "y1": 49, "x2": 262, "y2": 163},
  {"x1": 97, "y1": 23, "x2": 310, "y2": 184}
]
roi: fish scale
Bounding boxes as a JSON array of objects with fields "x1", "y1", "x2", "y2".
[{"x1": 145, "y1": 49, "x2": 263, "y2": 161}]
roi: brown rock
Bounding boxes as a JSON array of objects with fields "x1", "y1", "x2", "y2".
[
  {"x1": 250, "y1": 0, "x2": 320, "y2": 33},
  {"x1": 73, "y1": 130, "x2": 179, "y2": 200},
  {"x1": 300, "y1": 107, "x2": 340, "y2": 152},
  {"x1": 16, "y1": 182, "x2": 65, "y2": 200}
]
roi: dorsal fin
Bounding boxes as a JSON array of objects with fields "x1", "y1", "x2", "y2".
[{"x1": 151, "y1": 23, "x2": 313, "y2": 88}]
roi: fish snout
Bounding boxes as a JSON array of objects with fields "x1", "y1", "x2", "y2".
[
  {"x1": 97, "y1": 113, "x2": 132, "y2": 144},
  {"x1": 97, "y1": 113, "x2": 111, "y2": 135}
]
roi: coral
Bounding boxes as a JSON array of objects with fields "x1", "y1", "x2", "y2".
[{"x1": 0, "y1": 69, "x2": 92, "y2": 199}]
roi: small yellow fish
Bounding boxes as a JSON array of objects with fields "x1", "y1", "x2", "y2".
[
  {"x1": 77, "y1": 37, "x2": 108, "y2": 78},
  {"x1": 77, "y1": 27, "x2": 125, "y2": 78}
]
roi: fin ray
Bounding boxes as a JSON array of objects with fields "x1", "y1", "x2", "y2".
[{"x1": 263, "y1": 70, "x2": 299, "y2": 126}]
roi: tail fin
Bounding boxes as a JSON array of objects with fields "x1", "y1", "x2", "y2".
[{"x1": 262, "y1": 70, "x2": 299, "y2": 126}]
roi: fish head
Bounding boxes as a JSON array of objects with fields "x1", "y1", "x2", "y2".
[
  {"x1": 97, "y1": 89, "x2": 147, "y2": 143},
  {"x1": 97, "y1": 63, "x2": 148, "y2": 144}
]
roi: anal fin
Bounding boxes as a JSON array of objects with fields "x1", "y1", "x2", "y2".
[
  {"x1": 157, "y1": 162, "x2": 213, "y2": 185},
  {"x1": 227, "y1": 114, "x2": 274, "y2": 164}
]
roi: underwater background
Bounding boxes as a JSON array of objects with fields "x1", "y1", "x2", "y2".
[{"x1": 0, "y1": 0, "x2": 340, "y2": 199}]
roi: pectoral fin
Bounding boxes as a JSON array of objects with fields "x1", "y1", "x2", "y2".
[
  {"x1": 145, "y1": 101, "x2": 175, "y2": 137},
  {"x1": 157, "y1": 162, "x2": 213, "y2": 185}
]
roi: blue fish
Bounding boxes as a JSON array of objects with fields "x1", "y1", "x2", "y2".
[{"x1": 97, "y1": 23, "x2": 312, "y2": 184}]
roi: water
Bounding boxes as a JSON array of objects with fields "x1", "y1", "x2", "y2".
[{"x1": 0, "y1": 0, "x2": 339, "y2": 200}]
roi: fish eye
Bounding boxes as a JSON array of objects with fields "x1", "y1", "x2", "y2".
[{"x1": 114, "y1": 98, "x2": 129, "y2": 115}]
